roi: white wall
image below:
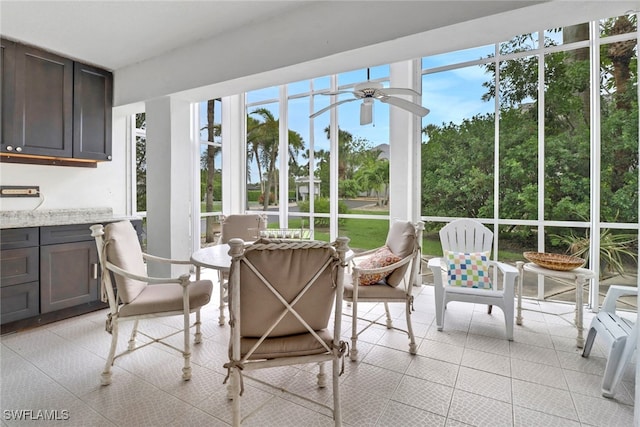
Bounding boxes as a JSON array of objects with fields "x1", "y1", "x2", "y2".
[{"x1": 0, "y1": 112, "x2": 129, "y2": 215}]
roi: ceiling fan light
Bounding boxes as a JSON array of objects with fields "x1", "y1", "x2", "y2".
[{"x1": 360, "y1": 100, "x2": 373, "y2": 125}]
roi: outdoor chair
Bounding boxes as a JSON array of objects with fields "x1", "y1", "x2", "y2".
[
  {"x1": 214, "y1": 213, "x2": 267, "y2": 325},
  {"x1": 428, "y1": 218, "x2": 518, "y2": 340},
  {"x1": 344, "y1": 219, "x2": 424, "y2": 360},
  {"x1": 91, "y1": 221, "x2": 213, "y2": 385},
  {"x1": 224, "y1": 237, "x2": 350, "y2": 426},
  {"x1": 582, "y1": 285, "x2": 638, "y2": 398}
]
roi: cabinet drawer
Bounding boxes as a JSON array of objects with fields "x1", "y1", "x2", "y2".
[
  {"x1": 1, "y1": 281, "x2": 39, "y2": 324},
  {"x1": 0, "y1": 227, "x2": 39, "y2": 250},
  {"x1": 0, "y1": 247, "x2": 39, "y2": 286},
  {"x1": 40, "y1": 240, "x2": 98, "y2": 313},
  {"x1": 40, "y1": 223, "x2": 93, "y2": 245}
]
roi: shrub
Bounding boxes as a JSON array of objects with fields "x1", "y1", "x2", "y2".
[{"x1": 298, "y1": 198, "x2": 349, "y2": 226}]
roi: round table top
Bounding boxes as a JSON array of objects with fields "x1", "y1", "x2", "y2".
[
  {"x1": 191, "y1": 243, "x2": 356, "y2": 271},
  {"x1": 191, "y1": 243, "x2": 233, "y2": 271},
  {"x1": 522, "y1": 262, "x2": 596, "y2": 279}
]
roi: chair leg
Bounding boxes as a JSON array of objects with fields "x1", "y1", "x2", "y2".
[
  {"x1": 218, "y1": 271, "x2": 226, "y2": 326},
  {"x1": 101, "y1": 320, "x2": 119, "y2": 386},
  {"x1": 182, "y1": 311, "x2": 192, "y2": 381},
  {"x1": 434, "y1": 285, "x2": 445, "y2": 331},
  {"x1": 231, "y1": 368, "x2": 241, "y2": 427},
  {"x1": 128, "y1": 320, "x2": 139, "y2": 351},
  {"x1": 601, "y1": 338, "x2": 626, "y2": 398},
  {"x1": 350, "y1": 299, "x2": 359, "y2": 361},
  {"x1": 317, "y1": 362, "x2": 327, "y2": 388},
  {"x1": 582, "y1": 327, "x2": 597, "y2": 357},
  {"x1": 405, "y1": 298, "x2": 417, "y2": 355},
  {"x1": 384, "y1": 302, "x2": 393, "y2": 329},
  {"x1": 332, "y1": 355, "x2": 342, "y2": 426},
  {"x1": 194, "y1": 309, "x2": 203, "y2": 344}
]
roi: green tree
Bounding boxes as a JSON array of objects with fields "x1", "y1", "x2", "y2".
[
  {"x1": 201, "y1": 99, "x2": 221, "y2": 243},
  {"x1": 248, "y1": 108, "x2": 304, "y2": 210}
]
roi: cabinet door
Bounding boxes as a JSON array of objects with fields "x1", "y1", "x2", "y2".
[
  {"x1": 73, "y1": 62, "x2": 113, "y2": 161},
  {"x1": 1, "y1": 38, "x2": 16, "y2": 150},
  {"x1": 1, "y1": 281, "x2": 39, "y2": 324},
  {"x1": 12, "y1": 44, "x2": 73, "y2": 157},
  {"x1": 40, "y1": 241, "x2": 98, "y2": 313}
]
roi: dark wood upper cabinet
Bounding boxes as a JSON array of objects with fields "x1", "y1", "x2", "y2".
[
  {"x1": 14, "y1": 44, "x2": 74, "y2": 157},
  {"x1": 0, "y1": 38, "x2": 112, "y2": 163},
  {"x1": 73, "y1": 62, "x2": 113, "y2": 161},
  {"x1": 1, "y1": 39, "x2": 16, "y2": 149}
]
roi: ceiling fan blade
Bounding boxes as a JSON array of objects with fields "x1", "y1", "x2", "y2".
[
  {"x1": 379, "y1": 87, "x2": 421, "y2": 97},
  {"x1": 379, "y1": 96, "x2": 430, "y2": 117},
  {"x1": 309, "y1": 98, "x2": 358, "y2": 119},
  {"x1": 318, "y1": 90, "x2": 354, "y2": 96}
]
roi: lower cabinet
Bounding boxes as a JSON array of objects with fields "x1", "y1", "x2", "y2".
[
  {"x1": 0, "y1": 221, "x2": 139, "y2": 333},
  {"x1": 40, "y1": 240, "x2": 98, "y2": 313}
]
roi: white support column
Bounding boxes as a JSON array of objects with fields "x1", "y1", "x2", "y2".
[
  {"x1": 389, "y1": 59, "x2": 422, "y2": 223},
  {"x1": 390, "y1": 59, "x2": 423, "y2": 286},
  {"x1": 145, "y1": 96, "x2": 193, "y2": 277},
  {"x1": 222, "y1": 94, "x2": 247, "y2": 215}
]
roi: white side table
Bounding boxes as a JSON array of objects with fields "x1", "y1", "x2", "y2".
[{"x1": 516, "y1": 262, "x2": 595, "y2": 348}]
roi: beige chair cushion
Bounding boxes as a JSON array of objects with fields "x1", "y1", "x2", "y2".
[
  {"x1": 241, "y1": 329, "x2": 333, "y2": 359},
  {"x1": 104, "y1": 221, "x2": 147, "y2": 303},
  {"x1": 220, "y1": 214, "x2": 267, "y2": 243},
  {"x1": 238, "y1": 246, "x2": 336, "y2": 338},
  {"x1": 385, "y1": 220, "x2": 416, "y2": 286},
  {"x1": 118, "y1": 280, "x2": 213, "y2": 317}
]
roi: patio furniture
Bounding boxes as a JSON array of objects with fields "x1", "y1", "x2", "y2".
[
  {"x1": 517, "y1": 261, "x2": 595, "y2": 348},
  {"x1": 344, "y1": 219, "x2": 424, "y2": 360},
  {"x1": 212, "y1": 214, "x2": 267, "y2": 325},
  {"x1": 582, "y1": 285, "x2": 638, "y2": 398},
  {"x1": 428, "y1": 218, "x2": 518, "y2": 340},
  {"x1": 91, "y1": 221, "x2": 213, "y2": 385},
  {"x1": 225, "y1": 237, "x2": 350, "y2": 426}
]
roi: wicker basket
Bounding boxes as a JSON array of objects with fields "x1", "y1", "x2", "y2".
[{"x1": 523, "y1": 252, "x2": 585, "y2": 271}]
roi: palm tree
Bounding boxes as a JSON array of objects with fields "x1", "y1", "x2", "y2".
[{"x1": 248, "y1": 108, "x2": 305, "y2": 210}]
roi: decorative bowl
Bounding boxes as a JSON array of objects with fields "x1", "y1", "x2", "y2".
[{"x1": 523, "y1": 252, "x2": 586, "y2": 271}]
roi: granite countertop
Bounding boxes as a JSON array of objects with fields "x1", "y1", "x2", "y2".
[{"x1": 0, "y1": 208, "x2": 140, "y2": 229}]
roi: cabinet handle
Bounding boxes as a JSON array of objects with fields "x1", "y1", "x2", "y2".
[{"x1": 92, "y1": 263, "x2": 98, "y2": 279}]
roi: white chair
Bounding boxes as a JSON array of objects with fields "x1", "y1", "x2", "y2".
[
  {"x1": 214, "y1": 214, "x2": 267, "y2": 325},
  {"x1": 91, "y1": 221, "x2": 213, "y2": 385},
  {"x1": 225, "y1": 237, "x2": 350, "y2": 426},
  {"x1": 344, "y1": 220, "x2": 424, "y2": 360},
  {"x1": 427, "y1": 218, "x2": 518, "y2": 340},
  {"x1": 582, "y1": 285, "x2": 637, "y2": 398}
]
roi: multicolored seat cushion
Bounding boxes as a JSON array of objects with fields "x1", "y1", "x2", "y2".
[
  {"x1": 444, "y1": 250, "x2": 492, "y2": 289},
  {"x1": 357, "y1": 246, "x2": 401, "y2": 286}
]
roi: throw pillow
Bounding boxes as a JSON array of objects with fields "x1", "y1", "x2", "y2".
[
  {"x1": 357, "y1": 246, "x2": 401, "y2": 286},
  {"x1": 444, "y1": 250, "x2": 492, "y2": 289}
]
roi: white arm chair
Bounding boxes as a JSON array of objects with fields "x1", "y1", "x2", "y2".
[
  {"x1": 210, "y1": 213, "x2": 267, "y2": 325},
  {"x1": 344, "y1": 220, "x2": 424, "y2": 361},
  {"x1": 91, "y1": 221, "x2": 213, "y2": 385},
  {"x1": 427, "y1": 219, "x2": 518, "y2": 340},
  {"x1": 225, "y1": 237, "x2": 350, "y2": 426},
  {"x1": 582, "y1": 285, "x2": 637, "y2": 398}
]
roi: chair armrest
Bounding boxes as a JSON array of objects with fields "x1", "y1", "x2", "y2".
[
  {"x1": 601, "y1": 285, "x2": 638, "y2": 313},
  {"x1": 142, "y1": 252, "x2": 193, "y2": 265},
  {"x1": 490, "y1": 260, "x2": 518, "y2": 275},
  {"x1": 427, "y1": 257, "x2": 445, "y2": 287},
  {"x1": 352, "y1": 253, "x2": 413, "y2": 276},
  {"x1": 105, "y1": 261, "x2": 191, "y2": 286}
]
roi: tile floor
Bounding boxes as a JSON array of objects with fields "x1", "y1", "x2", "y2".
[{"x1": 1, "y1": 269, "x2": 636, "y2": 426}]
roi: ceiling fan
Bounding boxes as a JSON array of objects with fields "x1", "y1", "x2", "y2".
[{"x1": 309, "y1": 70, "x2": 430, "y2": 125}]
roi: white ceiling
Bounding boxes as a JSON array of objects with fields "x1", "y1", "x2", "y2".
[
  {"x1": 2, "y1": 1, "x2": 637, "y2": 106},
  {"x1": 0, "y1": 0, "x2": 550, "y2": 71}
]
